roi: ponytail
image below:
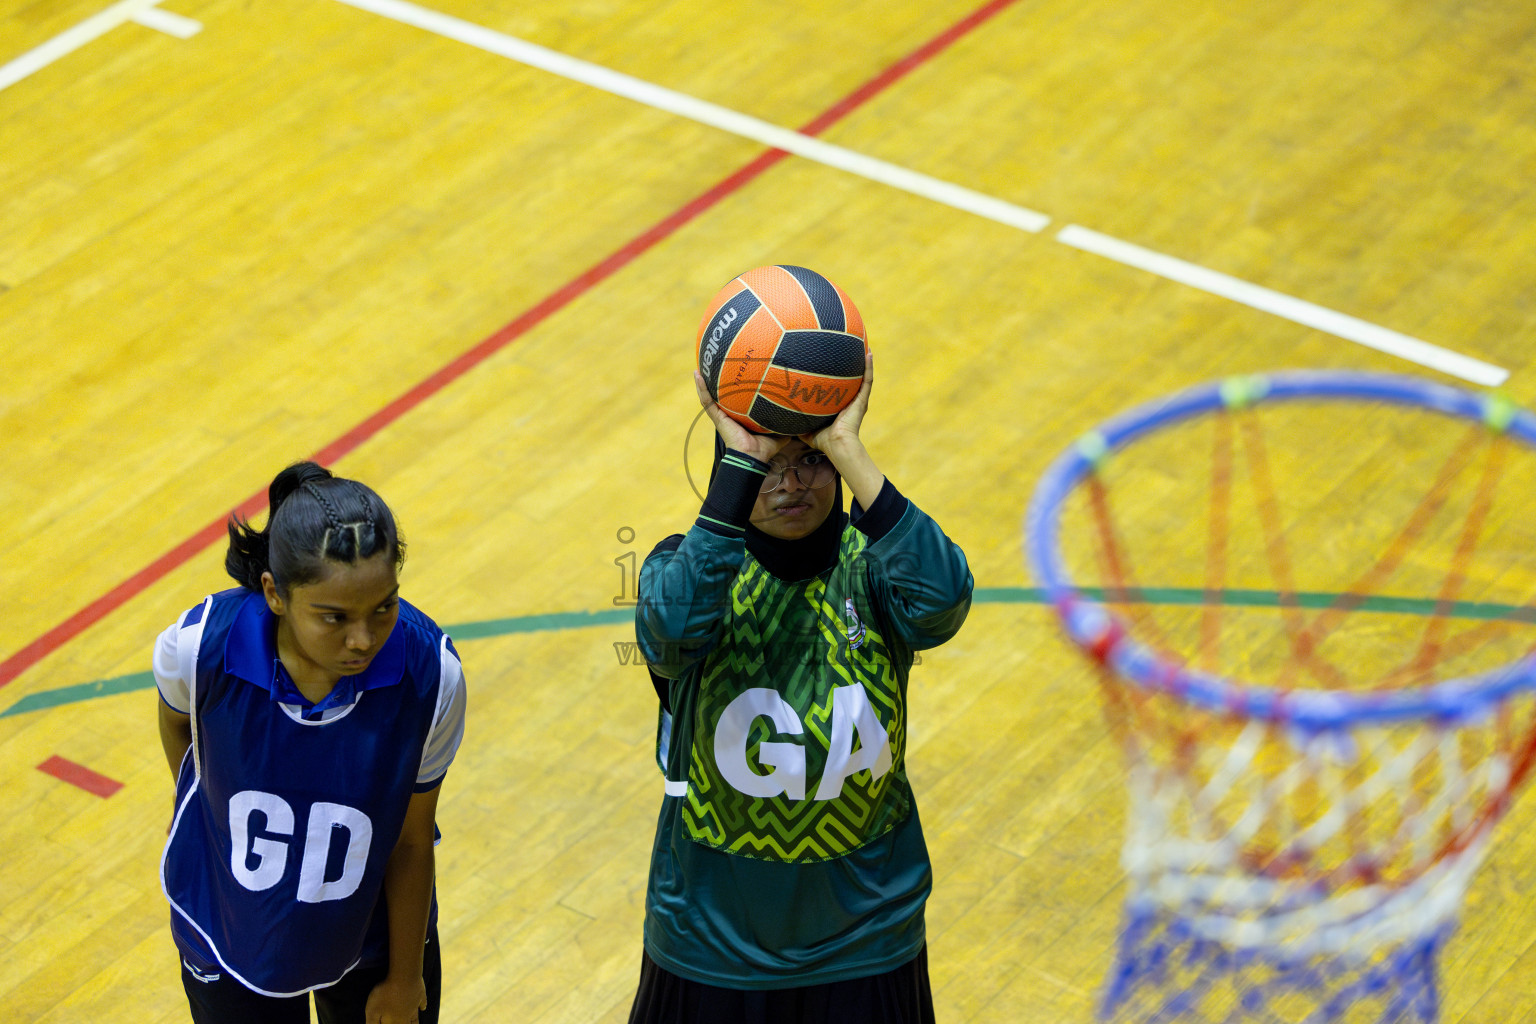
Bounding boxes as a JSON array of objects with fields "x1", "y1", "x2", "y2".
[{"x1": 224, "y1": 461, "x2": 403, "y2": 594}]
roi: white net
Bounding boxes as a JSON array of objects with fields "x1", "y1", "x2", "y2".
[{"x1": 1093, "y1": 655, "x2": 1536, "y2": 1022}]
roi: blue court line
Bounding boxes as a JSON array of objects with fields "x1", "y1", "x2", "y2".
[{"x1": 4, "y1": 588, "x2": 1533, "y2": 718}]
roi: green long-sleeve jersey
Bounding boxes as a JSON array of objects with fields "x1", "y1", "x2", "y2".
[{"x1": 635, "y1": 453, "x2": 973, "y2": 988}]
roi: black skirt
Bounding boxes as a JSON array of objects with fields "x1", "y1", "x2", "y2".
[{"x1": 628, "y1": 946, "x2": 935, "y2": 1024}]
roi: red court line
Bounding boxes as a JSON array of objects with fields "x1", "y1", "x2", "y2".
[
  {"x1": 0, "y1": 0, "x2": 1024, "y2": 690},
  {"x1": 38, "y1": 755, "x2": 124, "y2": 798}
]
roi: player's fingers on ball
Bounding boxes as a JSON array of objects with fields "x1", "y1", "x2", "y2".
[{"x1": 699, "y1": 396, "x2": 733, "y2": 431}]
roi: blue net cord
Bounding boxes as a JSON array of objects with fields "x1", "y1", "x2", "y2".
[{"x1": 1102, "y1": 905, "x2": 1451, "y2": 1024}]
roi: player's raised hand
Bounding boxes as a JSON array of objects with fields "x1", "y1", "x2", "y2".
[
  {"x1": 695, "y1": 370, "x2": 789, "y2": 464},
  {"x1": 803, "y1": 351, "x2": 873, "y2": 457},
  {"x1": 800, "y1": 353, "x2": 883, "y2": 510}
]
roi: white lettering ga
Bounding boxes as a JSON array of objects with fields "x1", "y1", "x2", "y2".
[
  {"x1": 227, "y1": 791, "x2": 373, "y2": 903},
  {"x1": 713, "y1": 685, "x2": 892, "y2": 801},
  {"x1": 699, "y1": 307, "x2": 739, "y2": 376}
]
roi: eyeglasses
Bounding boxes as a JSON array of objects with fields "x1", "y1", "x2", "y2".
[{"x1": 760, "y1": 451, "x2": 836, "y2": 492}]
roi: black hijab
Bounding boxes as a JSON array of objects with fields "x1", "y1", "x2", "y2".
[{"x1": 713, "y1": 435, "x2": 846, "y2": 581}]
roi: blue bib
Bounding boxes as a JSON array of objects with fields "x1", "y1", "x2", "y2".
[{"x1": 162, "y1": 589, "x2": 448, "y2": 996}]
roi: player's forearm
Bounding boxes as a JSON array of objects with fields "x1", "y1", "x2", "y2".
[
  {"x1": 381, "y1": 837, "x2": 434, "y2": 984},
  {"x1": 821, "y1": 435, "x2": 885, "y2": 511},
  {"x1": 158, "y1": 702, "x2": 192, "y2": 781}
]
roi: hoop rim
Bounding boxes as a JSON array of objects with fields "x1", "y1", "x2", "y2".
[{"x1": 1025, "y1": 369, "x2": 1536, "y2": 730}]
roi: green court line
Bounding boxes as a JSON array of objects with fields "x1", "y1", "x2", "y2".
[
  {"x1": 3, "y1": 671, "x2": 159, "y2": 718},
  {"x1": 448, "y1": 607, "x2": 634, "y2": 639},
  {"x1": 0, "y1": 608, "x2": 637, "y2": 719},
  {"x1": 5, "y1": 589, "x2": 1533, "y2": 718},
  {"x1": 974, "y1": 587, "x2": 1536, "y2": 622}
]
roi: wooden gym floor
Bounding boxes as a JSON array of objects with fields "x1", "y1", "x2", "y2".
[{"x1": 3, "y1": 0, "x2": 1536, "y2": 1020}]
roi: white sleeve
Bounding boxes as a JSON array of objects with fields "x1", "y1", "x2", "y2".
[
  {"x1": 417, "y1": 636, "x2": 466, "y2": 788},
  {"x1": 153, "y1": 621, "x2": 191, "y2": 714}
]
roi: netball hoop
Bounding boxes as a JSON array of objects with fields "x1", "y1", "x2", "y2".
[{"x1": 1025, "y1": 371, "x2": 1536, "y2": 1023}]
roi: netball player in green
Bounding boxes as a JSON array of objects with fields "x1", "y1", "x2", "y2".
[{"x1": 628, "y1": 352, "x2": 973, "y2": 1023}]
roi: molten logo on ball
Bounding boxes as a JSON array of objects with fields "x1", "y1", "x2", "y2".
[{"x1": 699, "y1": 306, "x2": 739, "y2": 378}]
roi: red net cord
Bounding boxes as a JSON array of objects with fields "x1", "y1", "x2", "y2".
[
  {"x1": 1085, "y1": 473, "x2": 1188, "y2": 756},
  {"x1": 1087, "y1": 474, "x2": 1173, "y2": 650},
  {"x1": 1402, "y1": 434, "x2": 1508, "y2": 681},
  {"x1": 1200, "y1": 411, "x2": 1234, "y2": 673},
  {"x1": 1236, "y1": 412, "x2": 1348, "y2": 689},
  {"x1": 1293, "y1": 424, "x2": 1485, "y2": 669}
]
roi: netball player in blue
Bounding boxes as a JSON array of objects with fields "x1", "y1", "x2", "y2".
[{"x1": 155, "y1": 462, "x2": 466, "y2": 1024}]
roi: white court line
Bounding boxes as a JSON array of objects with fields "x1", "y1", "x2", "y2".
[
  {"x1": 7, "y1": 0, "x2": 1509, "y2": 388},
  {"x1": 333, "y1": 0, "x2": 1510, "y2": 388},
  {"x1": 0, "y1": 0, "x2": 165, "y2": 92},
  {"x1": 327, "y1": 0, "x2": 1051, "y2": 234},
  {"x1": 133, "y1": 7, "x2": 203, "y2": 39},
  {"x1": 1058, "y1": 226, "x2": 1509, "y2": 387}
]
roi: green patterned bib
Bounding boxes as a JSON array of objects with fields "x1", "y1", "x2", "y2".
[{"x1": 682, "y1": 526, "x2": 911, "y2": 863}]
